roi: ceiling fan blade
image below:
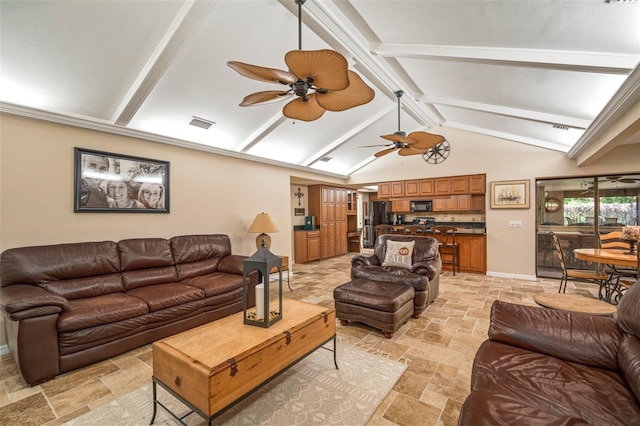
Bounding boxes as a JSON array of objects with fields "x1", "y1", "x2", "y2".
[
  {"x1": 282, "y1": 93, "x2": 326, "y2": 121},
  {"x1": 239, "y1": 90, "x2": 292, "y2": 106},
  {"x1": 407, "y1": 131, "x2": 445, "y2": 149},
  {"x1": 285, "y1": 50, "x2": 350, "y2": 91},
  {"x1": 381, "y1": 133, "x2": 413, "y2": 144},
  {"x1": 374, "y1": 147, "x2": 397, "y2": 158},
  {"x1": 398, "y1": 146, "x2": 427, "y2": 156},
  {"x1": 227, "y1": 61, "x2": 297, "y2": 85},
  {"x1": 315, "y1": 70, "x2": 375, "y2": 112}
]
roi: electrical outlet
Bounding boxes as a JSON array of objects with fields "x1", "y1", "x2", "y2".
[{"x1": 508, "y1": 220, "x2": 523, "y2": 228}]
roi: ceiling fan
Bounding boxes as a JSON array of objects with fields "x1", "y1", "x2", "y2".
[
  {"x1": 226, "y1": 0, "x2": 374, "y2": 122},
  {"x1": 360, "y1": 90, "x2": 445, "y2": 157}
]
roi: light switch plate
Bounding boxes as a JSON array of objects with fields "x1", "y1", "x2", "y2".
[{"x1": 508, "y1": 220, "x2": 523, "y2": 228}]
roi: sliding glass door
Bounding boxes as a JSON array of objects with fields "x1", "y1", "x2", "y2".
[{"x1": 536, "y1": 174, "x2": 640, "y2": 278}]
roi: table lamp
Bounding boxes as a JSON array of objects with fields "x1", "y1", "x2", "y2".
[
  {"x1": 622, "y1": 225, "x2": 640, "y2": 254},
  {"x1": 248, "y1": 212, "x2": 279, "y2": 250}
]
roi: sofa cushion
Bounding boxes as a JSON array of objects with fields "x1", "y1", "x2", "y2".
[
  {"x1": 171, "y1": 235, "x2": 232, "y2": 281},
  {"x1": 618, "y1": 334, "x2": 640, "y2": 404},
  {"x1": 459, "y1": 390, "x2": 590, "y2": 425},
  {"x1": 126, "y1": 283, "x2": 204, "y2": 312},
  {"x1": 1, "y1": 241, "x2": 122, "y2": 299},
  {"x1": 617, "y1": 279, "x2": 640, "y2": 338},
  {"x1": 118, "y1": 238, "x2": 177, "y2": 290},
  {"x1": 351, "y1": 265, "x2": 429, "y2": 291},
  {"x1": 180, "y1": 272, "x2": 243, "y2": 298},
  {"x1": 58, "y1": 293, "x2": 149, "y2": 333},
  {"x1": 471, "y1": 340, "x2": 640, "y2": 425},
  {"x1": 382, "y1": 240, "x2": 415, "y2": 268}
]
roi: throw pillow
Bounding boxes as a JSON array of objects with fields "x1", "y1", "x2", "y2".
[{"x1": 382, "y1": 240, "x2": 415, "y2": 269}]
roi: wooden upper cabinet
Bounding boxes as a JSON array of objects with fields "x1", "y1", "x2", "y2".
[
  {"x1": 378, "y1": 182, "x2": 391, "y2": 199},
  {"x1": 404, "y1": 180, "x2": 420, "y2": 197},
  {"x1": 419, "y1": 179, "x2": 435, "y2": 196},
  {"x1": 392, "y1": 199, "x2": 411, "y2": 212},
  {"x1": 435, "y1": 178, "x2": 451, "y2": 195},
  {"x1": 469, "y1": 174, "x2": 486, "y2": 194},
  {"x1": 390, "y1": 181, "x2": 405, "y2": 198},
  {"x1": 451, "y1": 176, "x2": 469, "y2": 194}
]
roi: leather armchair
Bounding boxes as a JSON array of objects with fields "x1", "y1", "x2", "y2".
[{"x1": 351, "y1": 235, "x2": 442, "y2": 316}]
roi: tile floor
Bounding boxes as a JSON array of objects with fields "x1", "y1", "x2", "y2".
[{"x1": 0, "y1": 253, "x2": 602, "y2": 426}]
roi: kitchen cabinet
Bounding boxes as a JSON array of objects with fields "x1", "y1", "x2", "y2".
[
  {"x1": 309, "y1": 185, "x2": 347, "y2": 260},
  {"x1": 294, "y1": 231, "x2": 320, "y2": 263},
  {"x1": 433, "y1": 233, "x2": 486, "y2": 274},
  {"x1": 419, "y1": 179, "x2": 435, "y2": 196},
  {"x1": 392, "y1": 199, "x2": 411, "y2": 212},
  {"x1": 434, "y1": 178, "x2": 451, "y2": 195},
  {"x1": 469, "y1": 175, "x2": 486, "y2": 194},
  {"x1": 391, "y1": 181, "x2": 405, "y2": 197},
  {"x1": 378, "y1": 182, "x2": 392, "y2": 199},
  {"x1": 451, "y1": 176, "x2": 469, "y2": 194},
  {"x1": 347, "y1": 191, "x2": 358, "y2": 214},
  {"x1": 457, "y1": 194, "x2": 471, "y2": 210},
  {"x1": 405, "y1": 180, "x2": 420, "y2": 197},
  {"x1": 433, "y1": 197, "x2": 456, "y2": 211}
]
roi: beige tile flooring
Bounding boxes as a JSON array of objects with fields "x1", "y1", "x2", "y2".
[{"x1": 0, "y1": 253, "x2": 602, "y2": 426}]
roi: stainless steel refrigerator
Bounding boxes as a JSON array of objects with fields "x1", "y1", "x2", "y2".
[{"x1": 363, "y1": 201, "x2": 388, "y2": 248}]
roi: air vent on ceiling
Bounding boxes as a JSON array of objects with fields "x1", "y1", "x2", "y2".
[
  {"x1": 320, "y1": 156, "x2": 333, "y2": 162},
  {"x1": 189, "y1": 116, "x2": 215, "y2": 129},
  {"x1": 553, "y1": 124, "x2": 569, "y2": 131}
]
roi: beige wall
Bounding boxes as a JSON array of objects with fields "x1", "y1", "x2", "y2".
[{"x1": 350, "y1": 127, "x2": 640, "y2": 279}]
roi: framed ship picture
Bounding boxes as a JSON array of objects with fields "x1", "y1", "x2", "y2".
[{"x1": 490, "y1": 179, "x2": 529, "y2": 209}]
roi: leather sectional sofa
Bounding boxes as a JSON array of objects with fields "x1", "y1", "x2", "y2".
[
  {"x1": 0, "y1": 234, "x2": 259, "y2": 386},
  {"x1": 458, "y1": 280, "x2": 640, "y2": 425},
  {"x1": 350, "y1": 235, "x2": 442, "y2": 316}
]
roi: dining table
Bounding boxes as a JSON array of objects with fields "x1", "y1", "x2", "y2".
[{"x1": 573, "y1": 248, "x2": 638, "y2": 304}]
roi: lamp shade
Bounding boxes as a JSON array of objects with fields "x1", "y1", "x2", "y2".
[{"x1": 248, "y1": 213, "x2": 279, "y2": 249}]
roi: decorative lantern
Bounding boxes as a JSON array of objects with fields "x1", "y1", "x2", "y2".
[{"x1": 242, "y1": 246, "x2": 283, "y2": 328}]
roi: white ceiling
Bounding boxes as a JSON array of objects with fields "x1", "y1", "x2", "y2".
[{"x1": 2, "y1": 0, "x2": 640, "y2": 178}]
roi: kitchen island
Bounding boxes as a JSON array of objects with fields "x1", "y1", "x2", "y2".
[{"x1": 378, "y1": 223, "x2": 487, "y2": 274}]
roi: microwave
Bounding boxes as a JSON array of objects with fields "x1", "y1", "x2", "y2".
[{"x1": 410, "y1": 200, "x2": 432, "y2": 212}]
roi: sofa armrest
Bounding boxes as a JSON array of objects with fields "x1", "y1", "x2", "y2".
[
  {"x1": 1, "y1": 284, "x2": 68, "y2": 320},
  {"x1": 488, "y1": 300, "x2": 622, "y2": 370},
  {"x1": 217, "y1": 254, "x2": 247, "y2": 275},
  {"x1": 351, "y1": 254, "x2": 380, "y2": 268},
  {"x1": 410, "y1": 257, "x2": 442, "y2": 279}
]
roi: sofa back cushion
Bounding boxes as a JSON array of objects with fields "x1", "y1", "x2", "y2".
[
  {"x1": 118, "y1": 238, "x2": 177, "y2": 291},
  {"x1": 618, "y1": 334, "x2": 640, "y2": 404},
  {"x1": 0, "y1": 241, "x2": 122, "y2": 299},
  {"x1": 171, "y1": 234, "x2": 231, "y2": 281},
  {"x1": 374, "y1": 235, "x2": 439, "y2": 264}
]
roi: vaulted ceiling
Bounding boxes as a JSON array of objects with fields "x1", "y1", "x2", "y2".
[{"x1": 2, "y1": 0, "x2": 639, "y2": 178}]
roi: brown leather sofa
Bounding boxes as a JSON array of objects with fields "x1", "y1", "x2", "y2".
[
  {"x1": 458, "y1": 280, "x2": 640, "y2": 425},
  {"x1": 351, "y1": 235, "x2": 442, "y2": 316},
  {"x1": 0, "y1": 234, "x2": 259, "y2": 386}
]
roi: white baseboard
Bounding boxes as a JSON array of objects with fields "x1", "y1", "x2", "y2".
[
  {"x1": 0, "y1": 344, "x2": 10, "y2": 356},
  {"x1": 486, "y1": 271, "x2": 538, "y2": 281}
]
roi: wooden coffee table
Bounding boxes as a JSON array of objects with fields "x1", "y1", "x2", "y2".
[
  {"x1": 534, "y1": 293, "x2": 616, "y2": 317},
  {"x1": 151, "y1": 298, "x2": 336, "y2": 425}
]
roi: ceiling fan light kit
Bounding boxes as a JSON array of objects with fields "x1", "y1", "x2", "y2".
[{"x1": 226, "y1": 0, "x2": 374, "y2": 122}]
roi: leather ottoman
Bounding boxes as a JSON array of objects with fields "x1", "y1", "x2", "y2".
[{"x1": 333, "y1": 279, "x2": 415, "y2": 338}]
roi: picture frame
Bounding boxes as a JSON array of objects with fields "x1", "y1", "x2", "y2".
[
  {"x1": 490, "y1": 179, "x2": 530, "y2": 209},
  {"x1": 294, "y1": 208, "x2": 305, "y2": 216},
  {"x1": 74, "y1": 147, "x2": 170, "y2": 213}
]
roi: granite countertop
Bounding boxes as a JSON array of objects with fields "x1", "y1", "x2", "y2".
[{"x1": 393, "y1": 222, "x2": 486, "y2": 235}]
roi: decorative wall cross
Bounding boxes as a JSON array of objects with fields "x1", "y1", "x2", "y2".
[{"x1": 294, "y1": 187, "x2": 304, "y2": 206}]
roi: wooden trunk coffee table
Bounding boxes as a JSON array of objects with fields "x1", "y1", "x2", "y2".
[
  {"x1": 534, "y1": 293, "x2": 616, "y2": 317},
  {"x1": 151, "y1": 298, "x2": 336, "y2": 425}
]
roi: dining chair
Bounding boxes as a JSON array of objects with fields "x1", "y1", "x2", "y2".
[
  {"x1": 432, "y1": 226, "x2": 460, "y2": 276},
  {"x1": 599, "y1": 231, "x2": 637, "y2": 280},
  {"x1": 549, "y1": 231, "x2": 608, "y2": 294}
]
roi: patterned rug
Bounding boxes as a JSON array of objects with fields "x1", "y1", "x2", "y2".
[{"x1": 65, "y1": 344, "x2": 406, "y2": 425}]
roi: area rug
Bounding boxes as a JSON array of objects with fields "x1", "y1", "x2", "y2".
[{"x1": 65, "y1": 344, "x2": 406, "y2": 426}]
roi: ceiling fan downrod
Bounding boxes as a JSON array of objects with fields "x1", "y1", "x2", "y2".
[
  {"x1": 394, "y1": 90, "x2": 407, "y2": 138},
  {"x1": 295, "y1": 0, "x2": 306, "y2": 51}
]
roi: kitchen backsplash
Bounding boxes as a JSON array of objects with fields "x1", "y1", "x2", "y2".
[{"x1": 405, "y1": 213, "x2": 485, "y2": 223}]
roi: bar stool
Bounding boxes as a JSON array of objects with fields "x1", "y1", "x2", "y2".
[{"x1": 432, "y1": 226, "x2": 460, "y2": 275}]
